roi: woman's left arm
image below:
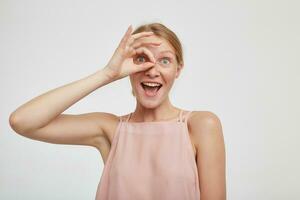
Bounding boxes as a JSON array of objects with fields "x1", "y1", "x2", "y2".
[{"x1": 190, "y1": 111, "x2": 227, "y2": 200}]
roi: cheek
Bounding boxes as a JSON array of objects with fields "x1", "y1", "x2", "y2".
[
  {"x1": 130, "y1": 75, "x2": 142, "y2": 91},
  {"x1": 164, "y1": 70, "x2": 177, "y2": 82},
  {"x1": 129, "y1": 74, "x2": 138, "y2": 83}
]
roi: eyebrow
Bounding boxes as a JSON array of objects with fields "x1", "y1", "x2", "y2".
[{"x1": 159, "y1": 50, "x2": 176, "y2": 56}]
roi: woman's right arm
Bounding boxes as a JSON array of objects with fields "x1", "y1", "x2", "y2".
[
  {"x1": 9, "y1": 25, "x2": 160, "y2": 149},
  {"x1": 9, "y1": 68, "x2": 117, "y2": 148}
]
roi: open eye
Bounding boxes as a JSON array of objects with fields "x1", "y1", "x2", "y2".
[
  {"x1": 135, "y1": 54, "x2": 148, "y2": 63},
  {"x1": 160, "y1": 57, "x2": 171, "y2": 65}
]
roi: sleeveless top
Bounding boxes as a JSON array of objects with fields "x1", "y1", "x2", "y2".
[{"x1": 95, "y1": 109, "x2": 200, "y2": 200}]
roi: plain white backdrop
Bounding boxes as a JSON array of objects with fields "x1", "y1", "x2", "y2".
[{"x1": 1, "y1": 0, "x2": 299, "y2": 199}]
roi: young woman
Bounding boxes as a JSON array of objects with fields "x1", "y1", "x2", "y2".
[{"x1": 9, "y1": 23, "x2": 226, "y2": 200}]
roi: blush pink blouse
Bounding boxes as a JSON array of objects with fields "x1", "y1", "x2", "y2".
[{"x1": 95, "y1": 109, "x2": 200, "y2": 200}]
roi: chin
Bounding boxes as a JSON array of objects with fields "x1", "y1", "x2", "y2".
[
  {"x1": 135, "y1": 91, "x2": 168, "y2": 109},
  {"x1": 138, "y1": 99, "x2": 162, "y2": 109}
]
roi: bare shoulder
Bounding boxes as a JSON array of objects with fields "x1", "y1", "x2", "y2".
[
  {"x1": 94, "y1": 112, "x2": 119, "y2": 130},
  {"x1": 188, "y1": 111, "x2": 222, "y2": 125},
  {"x1": 188, "y1": 111, "x2": 223, "y2": 145},
  {"x1": 93, "y1": 111, "x2": 120, "y2": 140}
]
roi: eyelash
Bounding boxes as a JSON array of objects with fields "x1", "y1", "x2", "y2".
[
  {"x1": 136, "y1": 55, "x2": 147, "y2": 62},
  {"x1": 136, "y1": 55, "x2": 171, "y2": 62},
  {"x1": 161, "y1": 57, "x2": 171, "y2": 62}
]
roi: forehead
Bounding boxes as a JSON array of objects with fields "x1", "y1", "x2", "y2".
[{"x1": 138, "y1": 35, "x2": 176, "y2": 56}]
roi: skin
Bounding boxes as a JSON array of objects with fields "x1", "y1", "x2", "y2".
[
  {"x1": 9, "y1": 25, "x2": 226, "y2": 199},
  {"x1": 128, "y1": 34, "x2": 184, "y2": 122}
]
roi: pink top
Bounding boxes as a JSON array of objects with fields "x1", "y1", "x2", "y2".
[{"x1": 95, "y1": 109, "x2": 200, "y2": 200}]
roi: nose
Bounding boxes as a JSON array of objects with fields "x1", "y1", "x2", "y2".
[{"x1": 145, "y1": 62, "x2": 161, "y2": 77}]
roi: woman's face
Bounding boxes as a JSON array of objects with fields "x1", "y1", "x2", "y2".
[{"x1": 129, "y1": 35, "x2": 183, "y2": 108}]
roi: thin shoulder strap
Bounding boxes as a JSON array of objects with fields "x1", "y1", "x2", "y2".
[
  {"x1": 119, "y1": 116, "x2": 123, "y2": 122},
  {"x1": 182, "y1": 110, "x2": 193, "y2": 123},
  {"x1": 119, "y1": 113, "x2": 132, "y2": 123},
  {"x1": 179, "y1": 109, "x2": 184, "y2": 122},
  {"x1": 126, "y1": 113, "x2": 132, "y2": 122},
  {"x1": 119, "y1": 113, "x2": 132, "y2": 122}
]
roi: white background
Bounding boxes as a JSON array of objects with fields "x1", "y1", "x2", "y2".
[{"x1": 1, "y1": 0, "x2": 299, "y2": 199}]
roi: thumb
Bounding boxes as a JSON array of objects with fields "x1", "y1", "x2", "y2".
[
  {"x1": 140, "y1": 62, "x2": 155, "y2": 70},
  {"x1": 133, "y1": 62, "x2": 155, "y2": 73}
]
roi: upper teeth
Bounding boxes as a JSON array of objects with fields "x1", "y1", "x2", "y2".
[{"x1": 142, "y1": 82, "x2": 162, "y2": 87}]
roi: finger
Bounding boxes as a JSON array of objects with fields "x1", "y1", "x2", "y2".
[
  {"x1": 119, "y1": 25, "x2": 133, "y2": 48},
  {"x1": 127, "y1": 31, "x2": 154, "y2": 45},
  {"x1": 129, "y1": 36, "x2": 162, "y2": 47},
  {"x1": 131, "y1": 31, "x2": 154, "y2": 40},
  {"x1": 127, "y1": 31, "x2": 154, "y2": 47},
  {"x1": 132, "y1": 60, "x2": 155, "y2": 72},
  {"x1": 127, "y1": 37, "x2": 135, "y2": 47},
  {"x1": 139, "y1": 62, "x2": 155, "y2": 70},
  {"x1": 135, "y1": 47, "x2": 156, "y2": 63},
  {"x1": 131, "y1": 41, "x2": 162, "y2": 49}
]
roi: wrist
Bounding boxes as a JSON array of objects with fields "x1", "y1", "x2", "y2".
[{"x1": 102, "y1": 66, "x2": 118, "y2": 81}]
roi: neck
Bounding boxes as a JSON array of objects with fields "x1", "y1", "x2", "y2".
[{"x1": 132, "y1": 97, "x2": 180, "y2": 122}]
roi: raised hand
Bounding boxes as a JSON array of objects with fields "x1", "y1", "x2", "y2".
[{"x1": 104, "y1": 25, "x2": 161, "y2": 80}]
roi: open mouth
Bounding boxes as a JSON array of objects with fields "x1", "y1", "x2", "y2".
[{"x1": 140, "y1": 82, "x2": 163, "y2": 96}]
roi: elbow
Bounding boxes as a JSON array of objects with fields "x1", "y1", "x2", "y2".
[{"x1": 9, "y1": 113, "x2": 30, "y2": 135}]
